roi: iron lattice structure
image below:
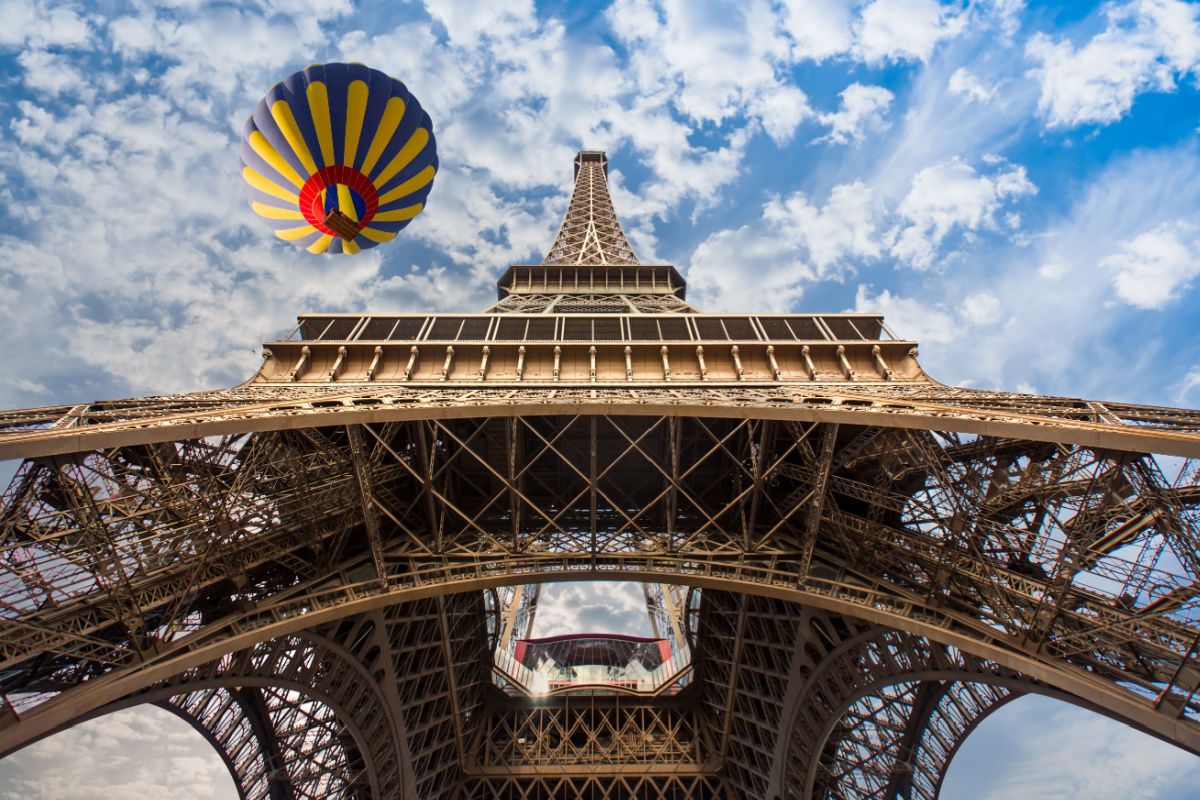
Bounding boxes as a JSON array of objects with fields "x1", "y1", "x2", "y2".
[{"x1": 2, "y1": 150, "x2": 1200, "y2": 798}]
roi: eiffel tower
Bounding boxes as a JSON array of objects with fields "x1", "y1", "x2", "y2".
[{"x1": 2, "y1": 150, "x2": 1200, "y2": 799}]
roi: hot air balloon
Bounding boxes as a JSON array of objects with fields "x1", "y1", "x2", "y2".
[{"x1": 240, "y1": 63, "x2": 438, "y2": 255}]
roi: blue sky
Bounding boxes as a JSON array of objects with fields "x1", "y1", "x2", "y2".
[{"x1": 2, "y1": 0, "x2": 1200, "y2": 796}]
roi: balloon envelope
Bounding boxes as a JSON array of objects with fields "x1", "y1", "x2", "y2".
[{"x1": 240, "y1": 63, "x2": 438, "y2": 255}]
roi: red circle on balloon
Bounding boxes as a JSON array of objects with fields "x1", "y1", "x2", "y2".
[{"x1": 298, "y1": 166, "x2": 380, "y2": 237}]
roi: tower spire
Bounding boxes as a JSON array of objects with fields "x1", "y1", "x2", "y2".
[{"x1": 543, "y1": 151, "x2": 639, "y2": 266}]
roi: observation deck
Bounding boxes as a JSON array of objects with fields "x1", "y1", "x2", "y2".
[
  {"x1": 492, "y1": 633, "x2": 692, "y2": 697},
  {"x1": 256, "y1": 312, "x2": 922, "y2": 385}
]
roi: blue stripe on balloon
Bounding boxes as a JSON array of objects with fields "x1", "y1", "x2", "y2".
[
  {"x1": 352, "y1": 65, "x2": 391, "y2": 172},
  {"x1": 322, "y1": 63, "x2": 350, "y2": 167},
  {"x1": 375, "y1": 115, "x2": 439, "y2": 201},
  {"x1": 368, "y1": 81, "x2": 420, "y2": 185},
  {"x1": 278, "y1": 68, "x2": 326, "y2": 172}
]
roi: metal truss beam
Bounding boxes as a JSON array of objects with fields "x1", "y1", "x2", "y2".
[{"x1": 4, "y1": 385, "x2": 1200, "y2": 461}]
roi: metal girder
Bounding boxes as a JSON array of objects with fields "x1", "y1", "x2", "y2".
[
  {"x1": 878, "y1": 681, "x2": 946, "y2": 800},
  {"x1": 230, "y1": 687, "x2": 295, "y2": 800},
  {"x1": 467, "y1": 696, "x2": 712, "y2": 775},
  {"x1": 6, "y1": 384, "x2": 1200, "y2": 461},
  {"x1": 158, "y1": 688, "x2": 278, "y2": 800},
  {"x1": 785, "y1": 624, "x2": 1118, "y2": 800},
  {"x1": 435, "y1": 595, "x2": 467, "y2": 769},
  {"x1": 800, "y1": 423, "x2": 838, "y2": 575},
  {"x1": 459, "y1": 774, "x2": 731, "y2": 799},
  {"x1": 346, "y1": 426, "x2": 387, "y2": 588}
]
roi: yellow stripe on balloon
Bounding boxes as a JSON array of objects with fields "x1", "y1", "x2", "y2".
[
  {"x1": 249, "y1": 131, "x2": 305, "y2": 188},
  {"x1": 242, "y1": 166, "x2": 299, "y2": 204},
  {"x1": 275, "y1": 224, "x2": 318, "y2": 241},
  {"x1": 270, "y1": 100, "x2": 318, "y2": 177},
  {"x1": 377, "y1": 164, "x2": 436, "y2": 206},
  {"x1": 343, "y1": 239, "x2": 361, "y2": 255},
  {"x1": 373, "y1": 128, "x2": 429, "y2": 189},
  {"x1": 343, "y1": 79, "x2": 369, "y2": 167},
  {"x1": 306, "y1": 81, "x2": 335, "y2": 167},
  {"x1": 252, "y1": 201, "x2": 305, "y2": 220},
  {"x1": 372, "y1": 202, "x2": 423, "y2": 223},
  {"x1": 337, "y1": 184, "x2": 359, "y2": 222},
  {"x1": 308, "y1": 234, "x2": 334, "y2": 254},
  {"x1": 359, "y1": 227, "x2": 397, "y2": 244},
  {"x1": 360, "y1": 96, "x2": 406, "y2": 177}
]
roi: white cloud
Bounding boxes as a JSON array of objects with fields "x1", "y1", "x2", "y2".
[
  {"x1": 15, "y1": 50, "x2": 85, "y2": 96},
  {"x1": 423, "y1": 0, "x2": 539, "y2": 47},
  {"x1": 960, "y1": 289, "x2": 1002, "y2": 324},
  {"x1": 980, "y1": 0, "x2": 1026, "y2": 39},
  {"x1": 855, "y1": 0, "x2": 967, "y2": 63},
  {"x1": 97, "y1": 1, "x2": 352, "y2": 106},
  {"x1": 1177, "y1": 365, "x2": 1200, "y2": 403},
  {"x1": 613, "y1": 110, "x2": 754, "y2": 221},
  {"x1": 0, "y1": 0, "x2": 91, "y2": 48},
  {"x1": 1026, "y1": 0, "x2": 1200, "y2": 129},
  {"x1": 531, "y1": 582, "x2": 653, "y2": 637},
  {"x1": 854, "y1": 285, "x2": 958, "y2": 345},
  {"x1": 7, "y1": 377, "x2": 48, "y2": 395},
  {"x1": 854, "y1": 29, "x2": 1042, "y2": 207},
  {"x1": 778, "y1": 0, "x2": 856, "y2": 61},
  {"x1": 816, "y1": 82, "x2": 894, "y2": 145},
  {"x1": 0, "y1": 706, "x2": 236, "y2": 800},
  {"x1": 689, "y1": 181, "x2": 882, "y2": 311},
  {"x1": 1102, "y1": 220, "x2": 1200, "y2": 309},
  {"x1": 853, "y1": 144, "x2": 1200, "y2": 401},
  {"x1": 337, "y1": 22, "x2": 477, "y2": 121},
  {"x1": 607, "y1": 0, "x2": 808, "y2": 143},
  {"x1": 749, "y1": 84, "x2": 813, "y2": 145},
  {"x1": 108, "y1": 15, "x2": 167, "y2": 55},
  {"x1": 948, "y1": 66, "x2": 995, "y2": 102},
  {"x1": 766, "y1": 181, "x2": 883, "y2": 269},
  {"x1": 413, "y1": 167, "x2": 563, "y2": 284},
  {"x1": 945, "y1": 696, "x2": 1200, "y2": 800},
  {"x1": 855, "y1": 288, "x2": 1018, "y2": 355},
  {"x1": 890, "y1": 158, "x2": 1035, "y2": 268},
  {"x1": 1037, "y1": 260, "x2": 1067, "y2": 280}
]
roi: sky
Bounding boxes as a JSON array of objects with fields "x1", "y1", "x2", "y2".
[{"x1": 2, "y1": 0, "x2": 1200, "y2": 796}]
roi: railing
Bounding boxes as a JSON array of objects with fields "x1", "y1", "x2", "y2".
[
  {"x1": 491, "y1": 641, "x2": 693, "y2": 697},
  {"x1": 279, "y1": 313, "x2": 896, "y2": 344},
  {"x1": 492, "y1": 646, "x2": 539, "y2": 693},
  {"x1": 646, "y1": 643, "x2": 693, "y2": 691}
]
